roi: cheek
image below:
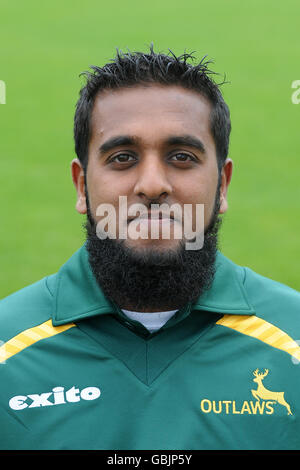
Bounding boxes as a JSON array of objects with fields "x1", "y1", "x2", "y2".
[
  {"x1": 86, "y1": 167, "x2": 109, "y2": 216},
  {"x1": 178, "y1": 181, "x2": 218, "y2": 227},
  {"x1": 204, "y1": 186, "x2": 219, "y2": 223},
  {"x1": 86, "y1": 168, "x2": 132, "y2": 220}
]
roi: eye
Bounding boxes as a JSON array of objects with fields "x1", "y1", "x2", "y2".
[
  {"x1": 109, "y1": 153, "x2": 137, "y2": 164},
  {"x1": 169, "y1": 153, "x2": 196, "y2": 162}
]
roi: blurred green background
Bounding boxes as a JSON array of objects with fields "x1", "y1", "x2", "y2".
[{"x1": 0, "y1": 0, "x2": 299, "y2": 298}]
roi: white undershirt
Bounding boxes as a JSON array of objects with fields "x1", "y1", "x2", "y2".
[{"x1": 121, "y1": 309, "x2": 178, "y2": 333}]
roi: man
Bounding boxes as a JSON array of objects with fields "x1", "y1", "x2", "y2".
[{"x1": 0, "y1": 47, "x2": 300, "y2": 451}]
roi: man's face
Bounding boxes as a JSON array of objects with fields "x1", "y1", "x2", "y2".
[{"x1": 72, "y1": 84, "x2": 232, "y2": 252}]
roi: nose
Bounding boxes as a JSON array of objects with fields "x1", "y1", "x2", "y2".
[{"x1": 133, "y1": 155, "x2": 173, "y2": 202}]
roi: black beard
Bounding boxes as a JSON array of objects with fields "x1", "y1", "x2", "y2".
[{"x1": 84, "y1": 197, "x2": 222, "y2": 312}]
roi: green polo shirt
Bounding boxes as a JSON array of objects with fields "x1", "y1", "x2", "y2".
[{"x1": 0, "y1": 245, "x2": 300, "y2": 450}]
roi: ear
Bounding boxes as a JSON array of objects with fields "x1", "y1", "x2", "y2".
[
  {"x1": 219, "y1": 158, "x2": 233, "y2": 214},
  {"x1": 71, "y1": 158, "x2": 87, "y2": 214}
]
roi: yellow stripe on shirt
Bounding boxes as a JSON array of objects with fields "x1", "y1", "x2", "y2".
[
  {"x1": 0, "y1": 319, "x2": 75, "y2": 362},
  {"x1": 216, "y1": 315, "x2": 300, "y2": 361}
]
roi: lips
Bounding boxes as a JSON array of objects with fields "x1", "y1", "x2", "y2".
[{"x1": 127, "y1": 211, "x2": 175, "y2": 223}]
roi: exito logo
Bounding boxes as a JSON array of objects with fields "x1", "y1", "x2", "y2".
[
  {"x1": 0, "y1": 81, "x2": 6, "y2": 104},
  {"x1": 200, "y1": 369, "x2": 293, "y2": 416}
]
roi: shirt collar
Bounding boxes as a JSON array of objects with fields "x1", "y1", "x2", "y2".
[{"x1": 51, "y1": 245, "x2": 255, "y2": 326}]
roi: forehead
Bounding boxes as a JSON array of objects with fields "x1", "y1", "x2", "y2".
[{"x1": 89, "y1": 84, "x2": 214, "y2": 148}]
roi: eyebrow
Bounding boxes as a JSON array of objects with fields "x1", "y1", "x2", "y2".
[
  {"x1": 166, "y1": 135, "x2": 206, "y2": 154},
  {"x1": 99, "y1": 136, "x2": 136, "y2": 154},
  {"x1": 98, "y1": 134, "x2": 206, "y2": 154}
]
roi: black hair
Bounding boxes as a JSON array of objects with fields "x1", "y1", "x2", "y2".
[{"x1": 74, "y1": 45, "x2": 231, "y2": 173}]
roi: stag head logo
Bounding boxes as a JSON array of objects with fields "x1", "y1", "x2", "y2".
[{"x1": 251, "y1": 369, "x2": 292, "y2": 415}]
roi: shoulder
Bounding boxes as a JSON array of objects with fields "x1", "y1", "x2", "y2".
[
  {"x1": 0, "y1": 275, "x2": 56, "y2": 342},
  {"x1": 241, "y1": 263, "x2": 300, "y2": 334}
]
